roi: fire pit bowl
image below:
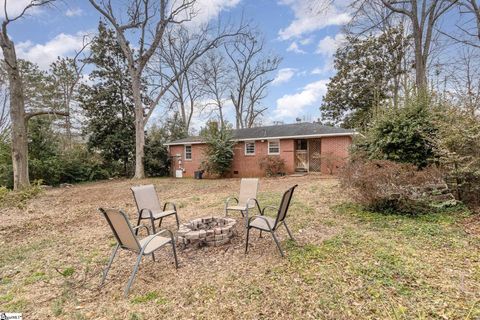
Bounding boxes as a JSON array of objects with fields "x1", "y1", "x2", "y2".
[{"x1": 177, "y1": 217, "x2": 237, "y2": 247}]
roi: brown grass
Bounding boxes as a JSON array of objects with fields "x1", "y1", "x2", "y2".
[{"x1": 0, "y1": 176, "x2": 479, "y2": 319}]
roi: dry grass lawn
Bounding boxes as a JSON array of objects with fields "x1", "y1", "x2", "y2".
[{"x1": 0, "y1": 176, "x2": 479, "y2": 319}]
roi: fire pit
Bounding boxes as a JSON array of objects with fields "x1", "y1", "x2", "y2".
[{"x1": 177, "y1": 217, "x2": 237, "y2": 247}]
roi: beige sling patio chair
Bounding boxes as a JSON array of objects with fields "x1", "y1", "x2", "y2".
[
  {"x1": 224, "y1": 178, "x2": 261, "y2": 227},
  {"x1": 99, "y1": 208, "x2": 178, "y2": 296},
  {"x1": 131, "y1": 184, "x2": 180, "y2": 234},
  {"x1": 245, "y1": 184, "x2": 298, "y2": 257}
]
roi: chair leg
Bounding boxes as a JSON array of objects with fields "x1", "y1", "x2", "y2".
[
  {"x1": 244, "y1": 208, "x2": 249, "y2": 229},
  {"x1": 135, "y1": 215, "x2": 142, "y2": 235},
  {"x1": 259, "y1": 230, "x2": 263, "y2": 238},
  {"x1": 125, "y1": 252, "x2": 143, "y2": 297},
  {"x1": 284, "y1": 221, "x2": 294, "y2": 241},
  {"x1": 271, "y1": 231, "x2": 285, "y2": 257},
  {"x1": 151, "y1": 252, "x2": 155, "y2": 262},
  {"x1": 245, "y1": 227, "x2": 251, "y2": 254},
  {"x1": 150, "y1": 218, "x2": 157, "y2": 234},
  {"x1": 171, "y1": 242, "x2": 179, "y2": 269},
  {"x1": 158, "y1": 218, "x2": 163, "y2": 229},
  {"x1": 174, "y1": 213, "x2": 180, "y2": 229},
  {"x1": 101, "y1": 244, "x2": 119, "y2": 285}
]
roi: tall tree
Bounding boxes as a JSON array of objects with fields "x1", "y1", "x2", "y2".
[
  {"x1": 158, "y1": 26, "x2": 204, "y2": 133},
  {"x1": 0, "y1": 0, "x2": 68, "y2": 189},
  {"x1": 50, "y1": 42, "x2": 89, "y2": 149},
  {"x1": 80, "y1": 22, "x2": 136, "y2": 176},
  {"x1": 88, "y1": 0, "x2": 244, "y2": 178},
  {"x1": 321, "y1": 27, "x2": 409, "y2": 129},
  {"x1": 379, "y1": 0, "x2": 458, "y2": 92},
  {"x1": 196, "y1": 51, "x2": 230, "y2": 128},
  {"x1": 225, "y1": 32, "x2": 281, "y2": 129}
]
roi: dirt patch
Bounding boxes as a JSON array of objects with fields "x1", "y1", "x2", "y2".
[{"x1": 1, "y1": 175, "x2": 478, "y2": 319}]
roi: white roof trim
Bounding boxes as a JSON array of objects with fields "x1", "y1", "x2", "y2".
[{"x1": 165, "y1": 132, "x2": 358, "y2": 146}]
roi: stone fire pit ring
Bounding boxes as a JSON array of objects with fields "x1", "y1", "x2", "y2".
[{"x1": 177, "y1": 217, "x2": 237, "y2": 247}]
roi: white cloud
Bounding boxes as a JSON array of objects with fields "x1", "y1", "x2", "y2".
[
  {"x1": 278, "y1": 0, "x2": 351, "y2": 40},
  {"x1": 16, "y1": 31, "x2": 90, "y2": 69},
  {"x1": 311, "y1": 62, "x2": 334, "y2": 75},
  {"x1": 185, "y1": 0, "x2": 240, "y2": 27},
  {"x1": 299, "y1": 36, "x2": 313, "y2": 45},
  {"x1": 316, "y1": 33, "x2": 345, "y2": 56},
  {"x1": 272, "y1": 68, "x2": 297, "y2": 85},
  {"x1": 274, "y1": 79, "x2": 328, "y2": 119},
  {"x1": 286, "y1": 42, "x2": 306, "y2": 54},
  {"x1": 65, "y1": 8, "x2": 83, "y2": 17},
  {"x1": 0, "y1": 0, "x2": 44, "y2": 19}
]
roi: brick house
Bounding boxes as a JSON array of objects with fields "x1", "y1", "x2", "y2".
[{"x1": 166, "y1": 122, "x2": 356, "y2": 177}]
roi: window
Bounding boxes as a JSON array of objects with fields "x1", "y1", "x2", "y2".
[
  {"x1": 296, "y1": 139, "x2": 308, "y2": 151},
  {"x1": 268, "y1": 140, "x2": 280, "y2": 155},
  {"x1": 184, "y1": 145, "x2": 192, "y2": 160},
  {"x1": 245, "y1": 141, "x2": 255, "y2": 155}
]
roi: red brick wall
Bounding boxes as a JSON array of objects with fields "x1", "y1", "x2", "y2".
[
  {"x1": 320, "y1": 136, "x2": 352, "y2": 174},
  {"x1": 169, "y1": 144, "x2": 206, "y2": 178},
  {"x1": 230, "y1": 139, "x2": 296, "y2": 177},
  {"x1": 168, "y1": 136, "x2": 352, "y2": 177}
]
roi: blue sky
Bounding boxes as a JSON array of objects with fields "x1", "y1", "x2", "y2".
[{"x1": 4, "y1": 0, "x2": 350, "y2": 127}]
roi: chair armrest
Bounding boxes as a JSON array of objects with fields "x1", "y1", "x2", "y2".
[
  {"x1": 163, "y1": 202, "x2": 177, "y2": 212},
  {"x1": 261, "y1": 206, "x2": 278, "y2": 216},
  {"x1": 132, "y1": 224, "x2": 150, "y2": 236},
  {"x1": 224, "y1": 196, "x2": 239, "y2": 209},
  {"x1": 139, "y1": 208, "x2": 154, "y2": 220},
  {"x1": 245, "y1": 198, "x2": 260, "y2": 209},
  {"x1": 247, "y1": 215, "x2": 274, "y2": 230}
]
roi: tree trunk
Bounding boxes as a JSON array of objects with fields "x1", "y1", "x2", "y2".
[
  {"x1": 0, "y1": 34, "x2": 30, "y2": 189},
  {"x1": 412, "y1": 23, "x2": 427, "y2": 93},
  {"x1": 132, "y1": 75, "x2": 145, "y2": 179}
]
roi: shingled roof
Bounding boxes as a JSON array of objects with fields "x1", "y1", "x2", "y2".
[{"x1": 165, "y1": 122, "x2": 356, "y2": 145}]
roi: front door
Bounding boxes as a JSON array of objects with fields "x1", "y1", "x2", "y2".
[{"x1": 295, "y1": 139, "x2": 308, "y2": 171}]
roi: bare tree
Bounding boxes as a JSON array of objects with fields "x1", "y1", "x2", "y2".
[
  {"x1": 50, "y1": 39, "x2": 90, "y2": 149},
  {"x1": 0, "y1": 0, "x2": 69, "y2": 189},
  {"x1": 449, "y1": 48, "x2": 480, "y2": 114},
  {"x1": 156, "y1": 26, "x2": 205, "y2": 133},
  {"x1": 442, "y1": 0, "x2": 480, "y2": 48},
  {"x1": 379, "y1": 0, "x2": 458, "y2": 93},
  {"x1": 195, "y1": 51, "x2": 230, "y2": 128},
  {"x1": 225, "y1": 32, "x2": 281, "y2": 129},
  {"x1": 89, "y1": 0, "x2": 244, "y2": 178}
]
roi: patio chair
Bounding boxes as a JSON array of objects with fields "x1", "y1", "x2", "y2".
[
  {"x1": 245, "y1": 184, "x2": 298, "y2": 257},
  {"x1": 224, "y1": 178, "x2": 261, "y2": 227},
  {"x1": 131, "y1": 184, "x2": 180, "y2": 234},
  {"x1": 99, "y1": 208, "x2": 178, "y2": 296}
]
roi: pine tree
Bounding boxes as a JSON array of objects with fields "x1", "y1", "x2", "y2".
[{"x1": 79, "y1": 22, "x2": 136, "y2": 176}]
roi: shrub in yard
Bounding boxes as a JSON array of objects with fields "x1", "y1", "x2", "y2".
[
  {"x1": 200, "y1": 121, "x2": 235, "y2": 177},
  {"x1": 340, "y1": 159, "x2": 447, "y2": 214},
  {"x1": 354, "y1": 95, "x2": 437, "y2": 168},
  {"x1": 144, "y1": 125, "x2": 170, "y2": 177},
  {"x1": 259, "y1": 156, "x2": 286, "y2": 177},
  {"x1": 320, "y1": 152, "x2": 344, "y2": 174},
  {"x1": 434, "y1": 105, "x2": 480, "y2": 209}
]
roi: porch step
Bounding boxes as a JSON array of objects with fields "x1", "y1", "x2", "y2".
[{"x1": 290, "y1": 173, "x2": 308, "y2": 177}]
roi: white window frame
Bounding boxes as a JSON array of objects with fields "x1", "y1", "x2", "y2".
[
  {"x1": 244, "y1": 141, "x2": 256, "y2": 155},
  {"x1": 268, "y1": 140, "x2": 280, "y2": 155},
  {"x1": 184, "y1": 145, "x2": 192, "y2": 160}
]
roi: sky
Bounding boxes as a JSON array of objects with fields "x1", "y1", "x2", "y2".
[{"x1": 3, "y1": 0, "x2": 350, "y2": 129}]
